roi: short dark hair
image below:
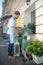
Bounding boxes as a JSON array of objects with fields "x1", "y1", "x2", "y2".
[{"x1": 14, "y1": 11, "x2": 20, "y2": 15}]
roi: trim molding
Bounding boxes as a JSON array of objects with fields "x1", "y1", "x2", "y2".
[
  {"x1": 36, "y1": 33, "x2": 43, "y2": 34},
  {"x1": 36, "y1": 14, "x2": 43, "y2": 18},
  {"x1": 28, "y1": 33, "x2": 43, "y2": 35},
  {"x1": 36, "y1": 24, "x2": 43, "y2": 26},
  {"x1": 35, "y1": 5, "x2": 43, "y2": 11}
]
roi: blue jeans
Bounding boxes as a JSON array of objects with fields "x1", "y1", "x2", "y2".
[{"x1": 8, "y1": 43, "x2": 14, "y2": 56}]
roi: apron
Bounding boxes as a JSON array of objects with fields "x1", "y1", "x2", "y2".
[{"x1": 8, "y1": 17, "x2": 16, "y2": 43}]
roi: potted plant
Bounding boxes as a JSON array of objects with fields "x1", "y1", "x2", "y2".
[
  {"x1": 26, "y1": 40, "x2": 43, "y2": 64},
  {"x1": 27, "y1": 23, "x2": 36, "y2": 34}
]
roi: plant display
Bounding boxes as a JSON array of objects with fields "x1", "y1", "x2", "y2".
[
  {"x1": 26, "y1": 40, "x2": 33, "y2": 53},
  {"x1": 26, "y1": 40, "x2": 43, "y2": 57},
  {"x1": 27, "y1": 23, "x2": 36, "y2": 34},
  {"x1": 18, "y1": 32, "x2": 22, "y2": 37}
]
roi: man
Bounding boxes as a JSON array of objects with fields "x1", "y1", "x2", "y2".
[{"x1": 8, "y1": 11, "x2": 21, "y2": 60}]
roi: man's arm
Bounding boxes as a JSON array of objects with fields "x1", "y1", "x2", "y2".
[
  {"x1": 11, "y1": 26, "x2": 22, "y2": 33},
  {"x1": 8, "y1": 18, "x2": 22, "y2": 33}
]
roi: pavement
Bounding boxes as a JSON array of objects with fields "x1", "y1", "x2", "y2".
[{"x1": 0, "y1": 35, "x2": 42, "y2": 65}]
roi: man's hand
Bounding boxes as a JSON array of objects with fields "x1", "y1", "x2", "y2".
[
  {"x1": 11, "y1": 26, "x2": 22, "y2": 33},
  {"x1": 15, "y1": 29, "x2": 22, "y2": 33},
  {"x1": 15, "y1": 30, "x2": 19, "y2": 33}
]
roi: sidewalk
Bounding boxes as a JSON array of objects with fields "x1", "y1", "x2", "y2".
[{"x1": 0, "y1": 36, "x2": 40, "y2": 65}]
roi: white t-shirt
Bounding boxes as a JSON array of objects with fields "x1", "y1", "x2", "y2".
[
  {"x1": 7, "y1": 17, "x2": 16, "y2": 34},
  {"x1": 8, "y1": 17, "x2": 16, "y2": 29}
]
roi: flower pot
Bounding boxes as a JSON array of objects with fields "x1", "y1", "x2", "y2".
[
  {"x1": 30, "y1": 34, "x2": 35, "y2": 41},
  {"x1": 32, "y1": 54, "x2": 43, "y2": 64}
]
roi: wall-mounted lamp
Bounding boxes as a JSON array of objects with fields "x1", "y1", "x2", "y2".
[{"x1": 26, "y1": 0, "x2": 31, "y2": 5}]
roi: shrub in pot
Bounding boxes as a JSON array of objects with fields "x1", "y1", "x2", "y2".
[
  {"x1": 26, "y1": 40, "x2": 33, "y2": 54},
  {"x1": 32, "y1": 40, "x2": 43, "y2": 56},
  {"x1": 26, "y1": 40, "x2": 43, "y2": 56},
  {"x1": 26, "y1": 40, "x2": 43, "y2": 64}
]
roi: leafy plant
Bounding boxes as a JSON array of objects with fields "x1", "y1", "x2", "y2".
[
  {"x1": 28, "y1": 23, "x2": 36, "y2": 30},
  {"x1": 26, "y1": 40, "x2": 43, "y2": 57},
  {"x1": 26, "y1": 40, "x2": 33, "y2": 52},
  {"x1": 27, "y1": 23, "x2": 36, "y2": 34},
  {"x1": 18, "y1": 32, "x2": 22, "y2": 37},
  {"x1": 16, "y1": 32, "x2": 23, "y2": 44}
]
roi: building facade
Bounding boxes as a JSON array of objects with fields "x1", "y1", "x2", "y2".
[{"x1": 2, "y1": 0, "x2": 43, "y2": 41}]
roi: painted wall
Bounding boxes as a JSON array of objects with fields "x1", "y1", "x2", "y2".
[
  {"x1": 19, "y1": 0, "x2": 36, "y2": 14},
  {"x1": 35, "y1": 0, "x2": 43, "y2": 41},
  {"x1": 22, "y1": 2, "x2": 35, "y2": 25}
]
